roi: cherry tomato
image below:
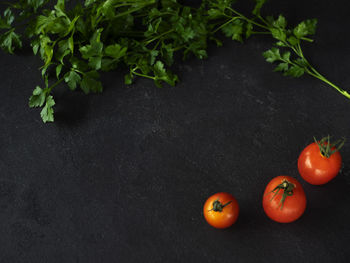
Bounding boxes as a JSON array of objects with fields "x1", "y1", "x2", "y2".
[
  {"x1": 263, "y1": 176, "x2": 306, "y2": 223},
  {"x1": 203, "y1": 192, "x2": 239, "y2": 229},
  {"x1": 298, "y1": 141, "x2": 342, "y2": 185}
]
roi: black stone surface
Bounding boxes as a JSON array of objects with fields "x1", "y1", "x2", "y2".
[{"x1": 1, "y1": 0, "x2": 350, "y2": 262}]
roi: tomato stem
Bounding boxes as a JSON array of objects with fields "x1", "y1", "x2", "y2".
[
  {"x1": 314, "y1": 135, "x2": 346, "y2": 158},
  {"x1": 270, "y1": 180, "x2": 295, "y2": 210},
  {"x1": 208, "y1": 199, "x2": 232, "y2": 212}
]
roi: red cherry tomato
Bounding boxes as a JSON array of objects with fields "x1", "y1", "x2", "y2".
[
  {"x1": 298, "y1": 142, "x2": 342, "y2": 185},
  {"x1": 203, "y1": 192, "x2": 239, "y2": 229},
  {"x1": 263, "y1": 176, "x2": 306, "y2": 223}
]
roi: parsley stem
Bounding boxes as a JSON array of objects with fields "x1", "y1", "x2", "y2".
[
  {"x1": 257, "y1": 15, "x2": 269, "y2": 26},
  {"x1": 144, "y1": 29, "x2": 175, "y2": 45},
  {"x1": 172, "y1": 45, "x2": 186, "y2": 52},
  {"x1": 112, "y1": 3, "x2": 136, "y2": 9},
  {"x1": 296, "y1": 43, "x2": 319, "y2": 75},
  {"x1": 212, "y1": 17, "x2": 239, "y2": 33},
  {"x1": 225, "y1": 6, "x2": 269, "y2": 30},
  {"x1": 306, "y1": 69, "x2": 350, "y2": 99},
  {"x1": 95, "y1": 1, "x2": 156, "y2": 26},
  {"x1": 114, "y1": 4, "x2": 153, "y2": 19},
  {"x1": 297, "y1": 40, "x2": 350, "y2": 98},
  {"x1": 300, "y1": 37, "x2": 314, "y2": 42},
  {"x1": 131, "y1": 69, "x2": 155, "y2": 80},
  {"x1": 152, "y1": 39, "x2": 161, "y2": 50},
  {"x1": 48, "y1": 78, "x2": 64, "y2": 93},
  {"x1": 279, "y1": 42, "x2": 349, "y2": 98}
]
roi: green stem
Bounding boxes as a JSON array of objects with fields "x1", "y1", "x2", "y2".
[
  {"x1": 113, "y1": 3, "x2": 153, "y2": 19},
  {"x1": 289, "y1": 44, "x2": 300, "y2": 55},
  {"x1": 296, "y1": 43, "x2": 318, "y2": 75},
  {"x1": 301, "y1": 36, "x2": 314, "y2": 42},
  {"x1": 225, "y1": 6, "x2": 269, "y2": 30},
  {"x1": 132, "y1": 69, "x2": 155, "y2": 80},
  {"x1": 172, "y1": 45, "x2": 186, "y2": 52},
  {"x1": 144, "y1": 29, "x2": 175, "y2": 45},
  {"x1": 152, "y1": 39, "x2": 161, "y2": 51},
  {"x1": 257, "y1": 14, "x2": 269, "y2": 26},
  {"x1": 212, "y1": 17, "x2": 239, "y2": 33},
  {"x1": 270, "y1": 180, "x2": 295, "y2": 210},
  {"x1": 281, "y1": 58, "x2": 300, "y2": 68},
  {"x1": 48, "y1": 78, "x2": 64, "y2": 93},
  {"x1": 95, "y1": 0, "x2": 156, "y2": 26},
  {"x1": 112, "y1": 3, "x2": 135, "y2": 9},
  {"x1": 306, "y1": 69, "x2": 350, "y2": 98},
  {"x1": 314, "y1": 136, "x2": 346, "y2": 157},
  {"x1": 293, "y1": 43, "x2": 350, "y2": 98},
  {"x1": 281, "y1": 45, "x2": 350, "y2": 99}
]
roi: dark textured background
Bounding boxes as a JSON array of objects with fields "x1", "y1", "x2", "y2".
[{"x1": 1, "y1": 0, "x2": 350, "y2": 262}]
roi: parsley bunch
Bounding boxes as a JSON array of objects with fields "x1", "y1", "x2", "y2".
[{"x1": 0, "y1": 0, "x2": 348, "y2": 123}]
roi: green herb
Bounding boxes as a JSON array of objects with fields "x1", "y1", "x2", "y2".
[
  {"x1": 0, "y1": 0, "x2": 348, "y2": 123},
  {"x1": 206, "y1": 0, "x2": 350, "y2": 99}
]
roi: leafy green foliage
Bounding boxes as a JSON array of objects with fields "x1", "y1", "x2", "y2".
[
  {"x1": 263, "y1": 47, "x2": 305, "y2": 78},
  {"x1": 261, "y1": 15, "x2": 318, "y2": 79},
  {"x1": 0, "y1": 29, "x2": 22, "y2": 54},
  {"x1": 64, "y1": 71, "x2": 81, "y2": 90},
  {"x1": 40, "y1": 95, "x2": 55, "y2": 123},
  {"x1": 2, "y1": 0, "x2": 216, "y2": 122},
  {"x1": 0, "y1": 8, "x2": 22, "y2": 53},
  {"x1": 0, "y1": 8, "x2": 14, "y2": 29},
  {"x1": 293, "y1": 19, "x2": 317, "y2": 38},
  {"x1": 0, "y1": 0, "x2": 348, "y2": 122},
  {"x1": 263, "y1": 47, "x2": 281, "y2": 63},
  {"x1": 28, "y1": 85, "x2": 55, "y2": 123},
  {"x1": 222, "y1": 19, "x2": 244, "y2": 42},
  {"x1": 29, "y1": 86, "x2": 46, "y2": 107},
  {"x1": 252, "y1": 0, "x2": 267, "y2": 16}
]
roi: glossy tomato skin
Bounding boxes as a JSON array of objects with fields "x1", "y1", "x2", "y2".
[
  {"x1": 298, "y1": 142, "x2": 342, "y2": 185},
  {"x1": 263, "y1": 176, "x2": 306, "y2": 223},
  {"x1": 203, "y1": 192, "x2": 239, "y2": 229}
]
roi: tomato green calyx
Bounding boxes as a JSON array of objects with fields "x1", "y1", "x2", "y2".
[
  {"x1": 314, "y1": 135, "x2": 346, "y2": 158},
  {"x1": 208, "y1": 199, "x2": 232, "y2": 212},
  {"x1": 270, "y1": 180, "x2": 295, "y2": 210}
]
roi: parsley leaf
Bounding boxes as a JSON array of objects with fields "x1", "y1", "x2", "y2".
[
  {"x1": 64, "y1": 71, "x2": 81, "y2": 90},
  {"x1": 284, "y1": 65, "x2": 305, "y2": 78},
  {"x1": 29, "y1": 86, "x2": 46, "y2": 107},
  {"x1": 80, "y1": 72, "x2": 103, "y2": 94},
  {"x1": 40, "y1": 95, "x2": 55, "y2": 123},
  {"x1": 0, "y1": 8, "x2": 14, "y2": 29},
  {"x1": 222, "y1": 19, "x2": 244, "y2": 42},
  {"x1": 294, "y1": 19, "x2": 317, "y2": 38},
  {"x1": 0, "y1": 29, "x2": 22, "y2": 54},
  {"x1": 263, "y1": 48, "x2": 281, "y2": 63}
]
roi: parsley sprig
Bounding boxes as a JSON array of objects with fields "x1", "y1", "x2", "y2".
[
  {"x1": 206, "y1": 0, "x2": 350, "y2": 99},
  {"x1": 0, "y1": 0, "x2": 348, "y2": 123}
]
